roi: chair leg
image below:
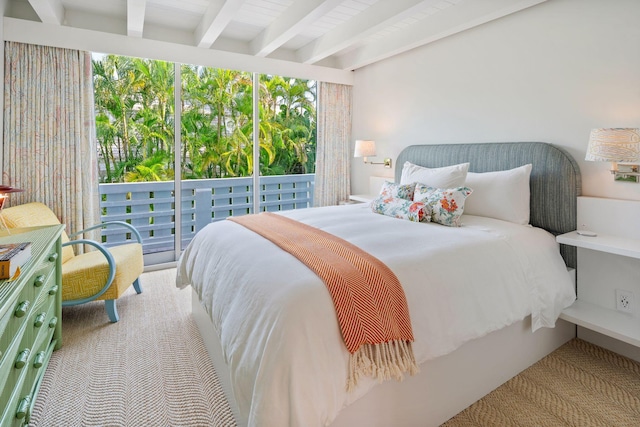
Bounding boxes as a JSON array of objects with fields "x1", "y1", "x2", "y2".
[
  {"x1": 133, "y1": 277, "x2": 142, "y2": 294},
  {"x1": 105, "y1": 299, "x2": 119, "y2": 323}
]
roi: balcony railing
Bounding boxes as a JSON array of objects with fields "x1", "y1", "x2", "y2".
[{"x1": 99, "y1": 174, "x2": 314, "y2": 255}]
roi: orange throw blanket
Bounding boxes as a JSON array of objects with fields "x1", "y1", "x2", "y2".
[{"x1": 229, "y1": 212, "x2": 418, "y2": 390}]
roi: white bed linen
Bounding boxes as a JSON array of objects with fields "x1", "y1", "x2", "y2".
[{"x1": 176, "y1": 203, "x2": 575, "y2": 427}]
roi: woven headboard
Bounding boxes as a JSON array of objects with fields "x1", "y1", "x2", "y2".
[{"x1": 395, "y1": 142, "x2": 582, "y2": 267}]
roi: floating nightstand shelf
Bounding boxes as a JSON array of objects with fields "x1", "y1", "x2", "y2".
[
  {"x1": 557, "y1": 230, "x2": 640, "y2": 349},
  {"x1": 557, "y1": 231, "x2": 640, "y2": 260}
]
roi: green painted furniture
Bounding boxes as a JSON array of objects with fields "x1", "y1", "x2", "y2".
[
  {"x1": 1, "y1": 202, "x2": 144, "y2": 323},
  {"x1": 0, "y1": 225, "x2": 63, "y2": 426}
]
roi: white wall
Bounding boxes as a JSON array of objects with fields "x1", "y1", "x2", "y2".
[{"x1": 351, "y1": 0, "x2": 640, "y2": 200}]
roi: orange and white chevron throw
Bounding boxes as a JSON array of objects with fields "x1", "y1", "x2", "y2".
[{"x1": 229, "y1": 212, "x2": 419, "y2": 390}]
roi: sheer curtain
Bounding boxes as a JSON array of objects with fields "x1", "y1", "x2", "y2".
[
  {"x1": 3, "y1": 41, "x2": 99, "y2": 235},
  {"x1": 314, "y1": 82, "x2": 353, "y2": 207}
]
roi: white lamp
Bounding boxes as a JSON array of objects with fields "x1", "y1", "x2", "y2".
[
  {"x1": 354, "y1": 140, "x2": 391, "y2": 168},
  {"x1": 586, "y1": 128, "x2": 640, "y2": 182}
]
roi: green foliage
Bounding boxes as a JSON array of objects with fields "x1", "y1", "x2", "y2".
[{"x1": 93, "y1": 55, "x2": 317, "y2": 183}]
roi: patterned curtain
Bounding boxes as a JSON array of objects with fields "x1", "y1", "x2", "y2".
[
  {"x1": 3, "y1": 42, "x2": 99, "y2": 237},
  {"x1": 314, "y1": 82, "x2": 353, "y2": 207}
]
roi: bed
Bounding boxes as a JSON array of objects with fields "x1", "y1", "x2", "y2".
[{"x1": 177, "y1": 141, "x2": 581, "y2": 427}]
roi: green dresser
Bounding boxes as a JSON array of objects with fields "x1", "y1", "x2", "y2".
[{"x1": 0, "y1": 225, "x2": 63, "y2": 426}]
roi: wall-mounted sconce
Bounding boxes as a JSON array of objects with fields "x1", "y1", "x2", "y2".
[
  {"x1": 585, "y1": 128, "x2": 640, "y2": 182},
  {"x1": 353, "y1": 140, "x2": 392, "y2": 168}
]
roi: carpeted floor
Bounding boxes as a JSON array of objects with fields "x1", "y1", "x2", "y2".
[
  {"x1": 30, "y1": 268, "x2": 236, "y2": 427},
  {"x1": 30, "y1": 268, "x2": 640, "y2": 427},
  {"x1": 443, "y1": 339, "x2": 640, "y2": 426}
]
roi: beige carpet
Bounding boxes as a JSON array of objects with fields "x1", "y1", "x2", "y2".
[
  {"x1": 30, "y1": 268, "x2": 640, "y2": 427},
  {"x1": 30, "y1": 268, "x2": 236, "y2": 427},
  {"x1": 443, "y1": 338, "x2": 640, "y2": 426}
]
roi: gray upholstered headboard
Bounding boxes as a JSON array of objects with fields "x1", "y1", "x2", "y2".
[{"x1": 395, "y1": 142, "x2": 582, "y2": 268}]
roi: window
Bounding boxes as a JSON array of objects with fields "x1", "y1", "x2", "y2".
[{"x1": 93, "y1": 54, "x2": 316, "y2": 264}]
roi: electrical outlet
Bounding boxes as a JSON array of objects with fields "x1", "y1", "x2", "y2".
[{"x1": 615, "y1": 289, "x2": 634, "y2": 313}]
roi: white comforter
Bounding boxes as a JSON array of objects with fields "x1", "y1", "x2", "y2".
[{"x1": 176, "y1": 203, "x2": 575, "y2": 427}]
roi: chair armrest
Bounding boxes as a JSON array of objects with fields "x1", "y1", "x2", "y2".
[
  {"x1": 69, "y1": 221, "x2": 143, "y2": 244},
  {"x1": 61, "y1": 239, "x2": 116, "y2": 306}
]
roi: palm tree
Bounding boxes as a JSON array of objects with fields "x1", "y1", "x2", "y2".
[
  {"x1": 94, "y1": 55, "x2": 147, "y2": 181},
  {"x1": 124, "y1": 151, "x2": 173, "y2": 182},
  {"x1": 133, "y1": 58, "x2": 175, "y2": 159},
  {"x1": 93, "y1": 54, "x2": 316, "y2": 182}
]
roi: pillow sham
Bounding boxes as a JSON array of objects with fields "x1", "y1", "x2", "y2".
[
  {"x1": 378, "y1": 180, "x2": 415, "y2": 201},
  {"x1": 413, "y1": 184, "x2": 473, "y2": 227},
  {"x1": 463, "y1": 164, "x2": 532, "y2": 225},
  {"x1": 371, "y1": 196, "x2": 430, "y2": 223},
  {"x1": 400, "y1": 161, "x2": 469, "y2": 188}
]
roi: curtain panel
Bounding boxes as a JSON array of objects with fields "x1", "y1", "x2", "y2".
[
  {"x1": 314, "y1": 82, "x2": 353, "y2": 207},
  {"x1": 3, "y1": 41, "x2": 99, "y2": 237}
]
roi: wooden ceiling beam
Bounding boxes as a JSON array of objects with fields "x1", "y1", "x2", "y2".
[
  {"x1": 28, "y1": 0, "x2": 64, "y2": 25},
  {"x1": 196, "y1": 0, "x2": 247, "y2": 49},
  {"x1": 296, "y1": 0, "x2": 427, "y2": 65},
  {"x1": 337, "y1": 0, "x2": 547, "y2": 70},
  {"x1": 127, "y1": 0, "x2": 147, "y2": 38},
  {"x1": 250, "y1": 0, "x2": 343, "y2": 57}
]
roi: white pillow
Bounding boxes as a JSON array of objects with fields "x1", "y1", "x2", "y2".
[
  {"x1": 463, "y1": 164, "x2": 532, "y2": 225},
  {"x1": 400, "y1": 161, "x2": 469, "y2": 188}
]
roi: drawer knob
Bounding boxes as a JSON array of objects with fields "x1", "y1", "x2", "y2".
[
  {"x1": 48, "y1": 252, "x2": 59, "y2": 262},
  {"x1": 14, "y1": 300, "x2": 30, "y2": 318},
  {"x1": 34, "y1": 275, "x2": 46, "y2": 287},
  {"x1": 48, "y1": 285, "x2": 59, "y2": 296},
  {"x1": 15, "y1": 349, "x2": 30, "y2": 369},
  {"x1": 34, "y1": 312, "x2": 47, "y2": 328},
  {"x1": 33, "y1": 351, "x2": 46, "y2": 369},
  {"x1": 48, "y1": 317, "x2": 58, "y2": 328},
  {"x1": 15, "y1": 396, "x2": 31, "y2": 420}
]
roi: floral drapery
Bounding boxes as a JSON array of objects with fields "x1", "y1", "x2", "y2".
[
  {"x1": 314, "y1": 82, "x2": 353, "y2": 207},
  {"x1": 3, "y1": 41, "x2": 99, "y2": 235}
]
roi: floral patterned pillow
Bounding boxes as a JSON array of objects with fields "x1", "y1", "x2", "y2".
[
  {"x1": 378, "y1": 181, "x2": 415, "y2": 201},
  {"x1": 413, "y1": 183, "x2": 473, "y2": 227},
  {"x1": 371, "y1": 196, "x2": 430, "y2": 223}
]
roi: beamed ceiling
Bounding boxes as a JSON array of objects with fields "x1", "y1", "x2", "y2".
[{"x1": 6, "y1": 0, "x2": 547, "y2": 71}]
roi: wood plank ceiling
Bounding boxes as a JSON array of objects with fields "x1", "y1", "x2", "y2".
[{"x1": 7, "y1": 0, "x2": 547, "y2": 70}]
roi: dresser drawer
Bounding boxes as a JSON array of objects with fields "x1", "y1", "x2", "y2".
[
  {"x1": 21, "y1": 294, "x2": 57, "y2": 393},
  {"x1": 30, "y1": 249, "x2": 58, "y2": 292},
  {"x1": 0, "y1": 319, "x2": 28, "y2": 395},
  {"x1": 0, "y1": 304, "x2": 57, "y2": 427},
  {"x1": 0, "y1": 293, "x2": 33, "y2": 370},
  {"x1": 0, "y1": 340, "x2": 29, "y2": 424},
  {"x1": 0, "y1": 225, "x2": 63, "y2": 427},
  {"x1": 0, "y1": 266, "x2": 54, "y2": 350},
  {"x1": 1, "y1": 262, "x2": 56, "y2": 382},
  {"x1": 0, "y1": 273, "x2": 56, "y2": 367},
  {"x1": 1, "y1": 384, "x2": 33, "y2": 427},
  {"x1": 9, "y1": 304, "x2": 57, "y2": 427},
  {"x1": 0, "y1": 303, "x2": 14, "y2": 358},
  {"x1": 26, "y1": 267, "x2": 56, "y2": 324},
  {"x1": 28, "y1": 284, "x2": 58, "y2": 345}
]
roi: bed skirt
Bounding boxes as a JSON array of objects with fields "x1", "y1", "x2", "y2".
[{"x1": 191, "y1": 288, "x2": 575, "y2": 427}]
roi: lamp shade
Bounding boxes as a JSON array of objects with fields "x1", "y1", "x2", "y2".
[
  {"x1": 0, "y1": 186, "x2": 23, "y2": 209},
  {"x1": 0, "y1": 186, "x2": 24, "y2": 194},
  {"x1": 354, "y1": 140, "x2": 376, "y2": 158},
  {"x1": 585, "y1": 128, "x2": 640, "y2": 162}
]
